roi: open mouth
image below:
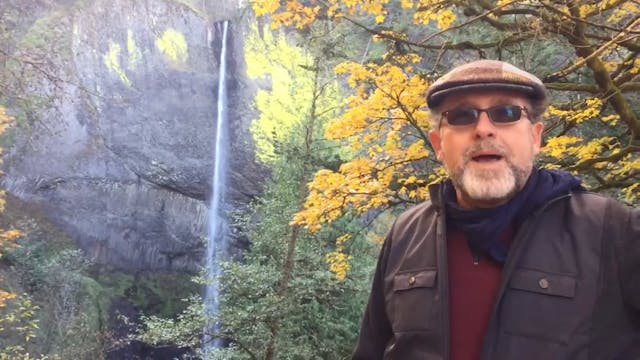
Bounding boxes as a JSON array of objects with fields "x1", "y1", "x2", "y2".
[{"x1": 471, "y1": 154, "x2": 503, "y2": 162}]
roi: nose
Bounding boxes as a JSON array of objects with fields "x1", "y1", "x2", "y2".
[{"x1": 474, "y1": 110, "x2": 496, "y2": 139}]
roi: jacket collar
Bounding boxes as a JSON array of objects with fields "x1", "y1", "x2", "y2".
[{"x1": 428, "y1": 182, "x2": 445, "y2": 209}]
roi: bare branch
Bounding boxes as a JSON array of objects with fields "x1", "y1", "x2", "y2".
[
  {"x1": 546, "y1": 17, "x2": 640, "y2": 81},
  {"x1": 417, "y1": 0, "x2": 527, "y2": 45},
  {"x1": 544, "y1": 82, "x2": 599, "y2": 92}
]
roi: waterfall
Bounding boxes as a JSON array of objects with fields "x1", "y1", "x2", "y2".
[{"x1": 204, "y1": 20, "x2": 229, "y2": 352}]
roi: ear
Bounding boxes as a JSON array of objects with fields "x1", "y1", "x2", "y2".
[
  {"x1": 428, "y1": 129, "x2": 443, "y2": 161},
  {"x1": 531, "y1": 121, "x2": 544, "y2": 155}
]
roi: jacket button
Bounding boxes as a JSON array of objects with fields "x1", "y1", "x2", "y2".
[
  {"x1": 538, "y1": 278, "x2": 549, "y2": 289},
  {"x1": 408, "y1": 276, "x2": 416, "y2": 285}
]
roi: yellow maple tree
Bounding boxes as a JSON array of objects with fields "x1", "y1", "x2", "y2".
[
  {"x1": 253, "y1": 1, "x2": 639, "y2": 234},
  {"x1": 291, "y1": 55, "x2": 438, "y2": 230}
]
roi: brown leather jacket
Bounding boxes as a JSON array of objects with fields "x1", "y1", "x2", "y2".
[{"x1": 353, "y1": 185, "x2": 640, "y2": 360}]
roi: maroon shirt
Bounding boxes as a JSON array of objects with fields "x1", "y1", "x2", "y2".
[{"x1": 447, "y1": 226, "x2": 514, "y2": 360}]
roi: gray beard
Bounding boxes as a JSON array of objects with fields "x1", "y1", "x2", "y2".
[{"x1": 448, "y1": 141, "x2": 532, "y2": 205}]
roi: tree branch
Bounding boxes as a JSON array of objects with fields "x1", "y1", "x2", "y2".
[
  {"x1": 567, "y1": 145, "x2": 639, "y2": 171},
  {"x1": 417, "y1": 0, "x2": 527, "y2": 45},
  {"x1": 545, "y1": 17, "x2": 640, "y2": 81},
  {"x1": 544, "y1": 82, "x2": 599, "y2": 93}
]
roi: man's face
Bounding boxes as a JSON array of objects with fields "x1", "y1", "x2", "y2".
[{"x1": 428, "y1": 90, "x2": 544, "y2": 208}]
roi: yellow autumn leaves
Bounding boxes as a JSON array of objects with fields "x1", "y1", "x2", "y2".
[
  {"x1": 292, "y1": 58, "x2": 433, "y2": 233},
  {"x1": 547, "y1": 98, "x2": 604, "y2": 125},
  {"x1": 326, "y1": 234, "x2": 352, "y2": 281},
  {"x1": 541, "y1": 97, "x2": 639, "y2": 202},
  {"x1": 251, "y1": 0, "x2": 640, "y2": 281},
  {"x1": 578, "y1": 0, "x2": 639, "y2": 20},
  {"x1": 252, "y1": 0, "x2": 459, "y2": 30}
]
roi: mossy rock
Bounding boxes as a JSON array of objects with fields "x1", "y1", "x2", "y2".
[{"x1": 95, "y1": 269, "x2": 198, "y2": 317}]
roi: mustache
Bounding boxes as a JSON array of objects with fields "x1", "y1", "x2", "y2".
[{"x1": 462, "y1": 140, "x2": 508, "y2": 162}]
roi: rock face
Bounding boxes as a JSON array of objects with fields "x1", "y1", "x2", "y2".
[{"x1": 3, "y1": 0, "x2": 263, "y2": 271}]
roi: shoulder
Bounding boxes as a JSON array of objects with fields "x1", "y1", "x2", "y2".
[
  {"x1": 397, "y1": 200, "x2": 438, "y2": 222},
  {"x1": 564, "y1": 191, "x2": 637, "y2": 217},
  {"x1": 381, "y1": 200, "x2": 441, "y2": 273},
  {"x1": 567, "y1": 191, "x2": 614, "y2": 206},
  {"x1": 544, "y1": 190, "x2": 634, "y2": 217},
  {"x1": 394, "y1": 201, "x2": 438, "y2": 227},
  {"x1": 556, "y1": 191, "x2": 638, "y2": 236},
  {"x1": 385, "y1": 200, "x2": 440, "y2": 251}
]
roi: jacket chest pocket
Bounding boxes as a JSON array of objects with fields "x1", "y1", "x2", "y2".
[
  {"x1": 500, "y1": 268, "x2": 582, "y2": 344},
  {"x1": 389, "y1": 269, "x2": 439, "y2": 332}
]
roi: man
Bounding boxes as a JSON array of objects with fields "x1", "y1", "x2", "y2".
[{"x1": 352, "y1": 60, "x2": 639, "y2": 360}]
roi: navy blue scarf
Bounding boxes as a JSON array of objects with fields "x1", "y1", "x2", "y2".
[{"x1": 444, "y1": 168, "x2": 584, "y2": 263}]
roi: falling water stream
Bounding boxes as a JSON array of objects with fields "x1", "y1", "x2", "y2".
[{"x1": 204, "y1": 20, "x2": 229, "y2": 352}]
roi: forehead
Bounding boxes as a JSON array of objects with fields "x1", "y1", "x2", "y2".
[{"x1": 439, "y1": 90, "x2": 531, "y2": 109}]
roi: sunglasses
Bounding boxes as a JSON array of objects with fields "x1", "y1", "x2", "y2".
[{"x1": 440, "y1": 105, "x2": 529, "y2": 127}]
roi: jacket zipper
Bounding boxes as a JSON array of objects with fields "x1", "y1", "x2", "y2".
[
  {"x1": 478, "y1": 193, "x2": 572, "y2": 359},
  {"x1": 435, "y1": 205, "x2": 450, "y2": 360}
]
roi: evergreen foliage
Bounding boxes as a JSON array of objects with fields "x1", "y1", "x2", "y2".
[{"x1": 2, "y1": 231, "x2": 108, "y2": 358}]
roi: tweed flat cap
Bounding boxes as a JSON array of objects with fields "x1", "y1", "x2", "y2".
[{"x1": 426, "y1": 60, "x2": 547, "y2": 109}]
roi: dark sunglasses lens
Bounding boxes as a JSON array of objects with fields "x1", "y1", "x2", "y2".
[
  {"x1": 446, "y1": 108, "x2": 479, "y2": 126},
  {"x1": 488, "y1": 105, "x2": 521, "y2": 123}
]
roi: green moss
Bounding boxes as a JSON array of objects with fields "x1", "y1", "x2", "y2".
[
  {"x1": 12, "y1": 9, "x2": 73, "y2": 122},
  {"x1": 2, "y1": 94, "x2": 55, "y2": 132},
  {"x1": 0, "y1": 128, "x2": 15, "y2": 150},
  {"x1": 155, "y1": 28, "x2": 189, "y2": 68},
  {"x1": 82, "y1": 276, "x2": 110, "y2": 321},
  {"x1": 126, "y1": 30, "x2": 143, "y2": 70},
  {"x1": 19, "y1": 10, "x2": 71, "y2": 56},
  {"x1": 95, "y1": 270, "x2": 198, "y2": 317},
  {"x1": 71, "y1": 0, "x2": 95, "y2": 11},
  {"x1": 94, "y1": 271, "x2": 135, "y2": 298},
  {"x1": 169, "y1": 0, "x2": 206, "y2": 17},
  {"x1": 102, "y1": 30, "x2": 142, "y2": 85},
  {"x1": 103, "y1": 40, "x2": 132, "y2": 86}
]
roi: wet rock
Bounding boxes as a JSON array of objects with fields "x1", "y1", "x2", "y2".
[{"x1": 2, "y1": 0, "x2": 264, "y2": 271}]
